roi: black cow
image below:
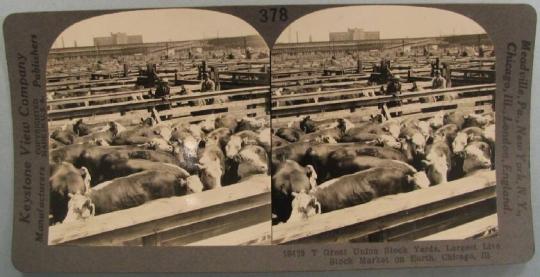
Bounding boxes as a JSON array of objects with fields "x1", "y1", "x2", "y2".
[
  {"x1": 272, "y1": 160, "x2": 317, "y2": 224},
  {"x1": 49, "y1": 162, "x2": 90, "y2": 224}
]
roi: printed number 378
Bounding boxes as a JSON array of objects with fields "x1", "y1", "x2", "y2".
[{"x1": 259, "y1": 8, "x2": 288, "y2": 22}]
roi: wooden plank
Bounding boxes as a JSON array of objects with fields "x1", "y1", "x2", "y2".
[
  {"x1": 48, "y1": 86, "x2": 269, "y2": 120},
  {"x1": 271, "y1": 107, "x2": 379, "y2": 127},
  {"x1": 272, "y1": 170, "x2": 496, "y2": 244},
  {"x1": 186, "y1": 222, "x2": 272, "y2": 246},
  {"x1": 48, "y1": 174, "x2": 270, "y2": 245},
  {"x1": 271, "y1": 84, "x2": 495, "y2": 117},
  {"x1": 367, "y1": 197, "x2": 496, "y2": 242},
  {"x1": 158, "y1": 98, "x2": 267, "y2": 117},
  {"x1": 417, "y1": 214, "x2": 498, "y2": 241},
  {"x1": 387, "y1": 96, "x2": 493, "y2": 114},
  {"x1": 156, "y1": 203, "x2": 269, "y2": 246}
]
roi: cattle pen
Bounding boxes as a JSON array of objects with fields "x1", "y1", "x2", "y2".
[
  {"x1": 49, "y1": 174, "x2": 271, "y2": 246},
  {"x1": 47, "y1": 85, "x2": 270, "y2": 127},
  {"x1": 272, "y1": 170, "x2": 496, "y2": 244}
]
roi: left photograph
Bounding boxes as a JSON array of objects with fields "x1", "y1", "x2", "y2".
[{"x1": 46, "y1": 9, "x2": 271, "y2": 246}]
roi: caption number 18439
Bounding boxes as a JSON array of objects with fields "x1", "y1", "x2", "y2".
[{"x1": 259, "y1": 8, "x2": 288, "y2": 23}]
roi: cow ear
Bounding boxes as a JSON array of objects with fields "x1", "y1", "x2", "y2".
[
  {"x1": 421, "y1": 160, "x2": 432, "y2": 167},
  {"x1": 194, "y1": 163, "x2": 206, "y2": 170},
  {"x1": 68, "y1": 192, "x2": 74, "y2": 199},
  {"x1": 291, "y1": 192, "x2": 298, "y2": 197}
]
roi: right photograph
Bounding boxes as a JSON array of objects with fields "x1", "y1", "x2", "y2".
[{"x1": 271, "y1": 6, "x2": 497, "y2": 244}]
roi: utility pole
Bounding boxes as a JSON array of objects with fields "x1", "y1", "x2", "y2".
[{"x1": 288, "y1": 28, "x2": 292, "y2": 43}]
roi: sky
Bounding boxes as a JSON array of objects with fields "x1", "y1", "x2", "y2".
[
  {"x1": 276, "y1": 6, "x2": 487, "y2": 43},
  {"x1": 52, "y1": 9, "x2": 260, "y2": 48}
]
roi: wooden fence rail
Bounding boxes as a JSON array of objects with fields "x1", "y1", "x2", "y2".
[
  {"x1": 48, "y1": 174, "x2": 271, "y2": 246},
  {"x1": 272, "y1": 170, "x2": 496, "y2": 244},
  {"x1": 272, "y1": 83, "x2": 495, "y2": 123},
  {"x1": 48, "y1": 86, "x2": 270, "y2": 121}
]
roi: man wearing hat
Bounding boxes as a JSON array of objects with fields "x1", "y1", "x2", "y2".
[
  {"x1": 200, "y1": 72, "x2": 215, "y2": 93},
  {"x1": 386, "y1": 75, "x2": 402, "y2": 97},
  {"x1": 431, "y1": 70, "x2": 447, "y2": 89},
  {"x1": 154, "y1": 78, "x2": 170, "y2": 99}
]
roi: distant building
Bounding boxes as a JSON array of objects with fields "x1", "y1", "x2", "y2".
[
  {"x1": 93, "y1": 32, "x2": 143, "y2": 46},
  {"x1": 329, "y1": 28, "x2": 380, "y2": 41}
]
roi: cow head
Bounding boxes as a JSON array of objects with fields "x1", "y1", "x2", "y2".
[
  {"x1": 236, "y1": 145, "x2": 269, "y2": 179},
  {"x1": 465, "y1": 113, "x2": 489, "y2": 128},
  {"x1": 452, "y1": 132, "x2": 468, "y2": 154},
  {"x1": 185, "y1": 175, "x2": 204, "y2": 193},
  {"x1": 144, "y1": 138, "x2": 175, "y2": 153},
  {"x1": 463, "y1": 142, "x2": 492, "y2": 174},
  {"x1": 93, "y1": 138, "x2": 110, "y2": 146},
  {"x1": 140, "y1": 117, "x2": 157, "y2": 127},
  {"x1": 314, "y1": 135, "x2": 337, "y2": 144},
  {"x1": 64, "y1": 192, "x2": 95, "y2": 223},
  {"x1": 377, "y1": 134, "x2": 401, "y2": 149},
  {"x1": 237, "y1": 117, "x2": 265, "y2": 131},
  {"x1": 154, "y1": 125, "x2": 172, "y2": 141},
  {"x1": 337, "y1": 118, "x2": 355, "y2": 133},
  {"x1": 300, "y1": 116, "x2": 316, "y2": 133},
  {"x1": 258, "y1": 128, "x2": 271, "y2": 146},
  {"x1": 200, "y1": 115, "x2": 216, "y2": 133},
  {"x1": 196, "y1": 161, "x2": 223, "y2": 190},
  {"x1": 288, "y1": 191, "x2": 321, "y2": 222},
  {"x1": 405, "y1": 133, "x2": 426, "y2": 157},
  {"x1": 179, "y1": 135, "x2": 200, "y2": 158},
  {"x1": 382, "y1": 121, "x2": 401, "y2": 139},
  {"x1": 415, "y1": 120, "x2": 432, "y2": 139},
  {"x1": 428, "y1": 111, "x2": 445, "y2": 129},
  {"x1": 408, "y1": 171, "x2": 431, "y2": 189},
  {"x1": 370, "y1": 113, "x2": 385, "y2": 123},
  {"x1": 422, "y1": 154, "x2": 449, "y2": 186},
  {"x1": 109, "y1": 121, "x2": 126, "y2": 137},
  {"x1": 225, "y1": 135, "x2": 243, "y2": 159}
]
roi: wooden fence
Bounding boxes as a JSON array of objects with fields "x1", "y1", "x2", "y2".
[
  {"x1": 272, "y1": 170, "x2": 496, "y2": 244},
  {"x1": 272, "y1": 83, "x2": 495, "y2": 124},
  {"x1": 48, "y1": 174, "x2": 271, "y2": 246},
  {"x1": 47, "y1": 86, "x2": 270, "y2": 124}
]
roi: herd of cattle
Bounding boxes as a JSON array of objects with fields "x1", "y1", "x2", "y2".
[
  {"x1": 271, "y1": 110, "x2": 495, "y2": 224},
  {"x1": 48, "y1": 114, "x2": 270, "y2": 224}
]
